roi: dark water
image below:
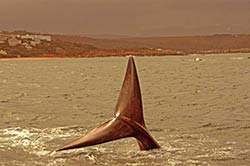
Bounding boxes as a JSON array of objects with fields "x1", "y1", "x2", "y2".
[{"x1": 0, "y1": 53, "x2": 250, "y2": 165}]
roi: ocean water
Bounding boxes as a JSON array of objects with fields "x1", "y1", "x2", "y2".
[{"x1": 0, "y1": 53, "x2": 250, "y2": 165}]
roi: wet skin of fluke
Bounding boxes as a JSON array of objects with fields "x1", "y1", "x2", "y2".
[{"x1": 57, "y1": 56, "x2": 160, "y2": 151}]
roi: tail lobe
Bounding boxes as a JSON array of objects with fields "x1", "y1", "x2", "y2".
[{"x1": 57, "y1": 56, "x2": 160, "y2": 151}]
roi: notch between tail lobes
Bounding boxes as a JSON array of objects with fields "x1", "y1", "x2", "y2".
[{"x1": 57, "y1": 56, "x2": 160, "y2": 151}]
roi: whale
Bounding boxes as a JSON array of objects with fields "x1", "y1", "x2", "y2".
[{"x1": 57, "y1": 56, "x2": 160, "y2": 151}]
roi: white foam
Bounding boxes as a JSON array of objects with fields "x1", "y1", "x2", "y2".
[{"x1": 0, "y1": 126, "x2": 83, "y2": 157}]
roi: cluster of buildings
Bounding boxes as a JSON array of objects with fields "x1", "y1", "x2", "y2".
[{"x1": 0, "y1": 33, "x2": 51, "y2": 55}]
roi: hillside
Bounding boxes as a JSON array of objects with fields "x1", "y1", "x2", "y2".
[
  {"x1": 53, "y1": 34, "x2": 250, "y2": 53},
  {"x1": 0, "y1": 31, "x2": 249, "y2": 58}
]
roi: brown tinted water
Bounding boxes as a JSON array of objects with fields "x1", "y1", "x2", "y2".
[{"x1": 0, "y1": 53, "x2": 250, "y2": 166}]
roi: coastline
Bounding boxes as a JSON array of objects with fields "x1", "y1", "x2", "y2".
[
  {"x1": 0, "y1": 57, "x2": 65, "y2": 61},
  {"x1": 1, "y1": 32, "x2": 249, "y2": 60},
  {"x1": 0, "y1": 51, "x2": 249, "y2": 61}
]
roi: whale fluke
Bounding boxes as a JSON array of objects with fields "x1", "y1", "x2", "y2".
[{"x1": 57, "y1": 56, "x2": 160, "y2": 151}]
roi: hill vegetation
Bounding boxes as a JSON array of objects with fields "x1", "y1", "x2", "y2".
[{"x1": 0, "y1": 31, "x2": 249, "y2": 58}]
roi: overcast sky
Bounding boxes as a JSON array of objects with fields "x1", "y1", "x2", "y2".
[{"x1": 0, "y1": 0, "x2": 249, "y2": 36}]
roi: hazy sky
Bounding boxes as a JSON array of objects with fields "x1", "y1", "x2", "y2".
[{"x1": 0, "y1": 0, "x2": 249, "y2": 36}]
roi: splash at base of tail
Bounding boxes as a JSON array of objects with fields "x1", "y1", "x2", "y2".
[{"x1": 57, "y1": 56, "x2": 160, "y2": 151}]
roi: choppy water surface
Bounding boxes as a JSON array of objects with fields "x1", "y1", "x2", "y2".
[{"x1": 0, "y1": 53, "x2": 250, "y2": 166}]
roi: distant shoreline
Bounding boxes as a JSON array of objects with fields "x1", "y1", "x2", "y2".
[
  {"x1": 1, "y1": 31, "x2": 249, "y2": 59},
  {"x1": 0, "y1": 57, "x2": 64, "y2": 61},
  {"x1": 0, "y1": 52, "x2": 249, "y2": 61}
]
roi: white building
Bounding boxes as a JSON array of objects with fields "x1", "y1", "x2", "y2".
[
  {"x1": 0, "y1": 50, "x2": 7, "y2": 55},
  {"x1": 0, "y1": 35, "x2": 8, "y2": 43},
  {"x1": 22, "y1": 42, "x2": 33, "y2": 50},
  {"x1": 30, "y1": 39, "x2": 41, "y2": 46},
  {"x1": 8, "y1": 37, "x2": 21, "y2": 46},
  {"x1": 21, "y1": 34, "x2": 51, "y2": 42}
]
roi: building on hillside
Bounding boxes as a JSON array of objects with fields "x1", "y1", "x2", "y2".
[
  {"x1": 0, "y1": 50, "x2": 7, "y2": 55},
  {"x1": 36, "y1": 35, "x2": 51, "y2": 41},
  {"x1": 20, "y1": 34, "x2": 51, "y2": 42},
  {"x1": 30, "y1": 39, "x2": 41, "y2": 46},
  {"x1": 22, "y1": 42, "x2": 33, "y2": 50},
  {"x1": 0, "y1": 35, "x2": 8, "y2": 44},
  {"x1": 8, "y1": 37, "x2": 21, "y2": 46}
]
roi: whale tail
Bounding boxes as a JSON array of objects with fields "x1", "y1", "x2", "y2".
[{"x1": 57, "y1": 56, "x2": 160, "y2": 151}]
